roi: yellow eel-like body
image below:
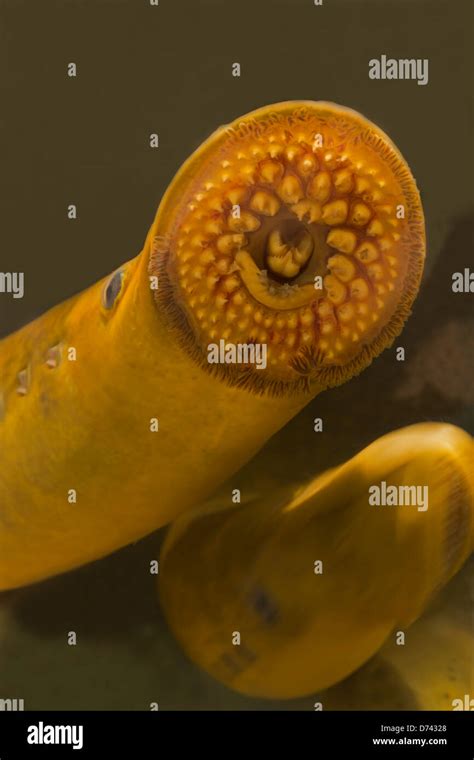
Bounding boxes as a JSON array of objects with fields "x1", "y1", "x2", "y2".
[
  {"x1": 0, "y1": 101, "x2": 425, "y2": 590},
  {"x1": 159, "y1": 423, "x2": 473, "y2": 699}
]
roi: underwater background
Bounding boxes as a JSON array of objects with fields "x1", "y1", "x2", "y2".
[{"x1": 0, "y1": 0, "x2": 472, "y2": 709}]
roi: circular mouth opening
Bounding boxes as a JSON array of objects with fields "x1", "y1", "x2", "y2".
[
  {"x1": 273, "y1": 217, "x2": 311, "y2": 252},
  {"x1": 245, "y1": 211, "x2": 331, "y2": 288}
]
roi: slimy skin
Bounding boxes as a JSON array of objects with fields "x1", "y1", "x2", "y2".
[
  {"x1": 159, "y1": 424, "x2": 474, "y2": 700},
  {"x1": 0, "y1": 101, "x2": 425, "y2": 590},
  {"x1": 0, "y1": 253, "x2": 309, "y2": 590}
]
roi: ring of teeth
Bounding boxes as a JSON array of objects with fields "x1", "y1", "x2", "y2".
[{"x1": 168, "y1": 105, "x2": 421, "y2": 380}]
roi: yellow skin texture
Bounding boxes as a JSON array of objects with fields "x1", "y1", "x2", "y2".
[
  {"x1": 0, "y1": 101, "x2": 424, "y2": 590},
  {"x1": 159, "y1": 423, "x2": 474, "y2": 700},
  {"x1": 0, "y1": 250, "x2": 310, "y2": 589}
]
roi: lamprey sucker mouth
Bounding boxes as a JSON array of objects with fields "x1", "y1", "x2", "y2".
[{"x1": 149, "y1": 100, "x2": 425, "y2": 393}]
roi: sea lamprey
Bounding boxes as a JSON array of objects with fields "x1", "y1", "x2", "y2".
[
  {"x1": 0, "y1": 101, "x2": 425, "y2": 590},
  {"x1": 159, "y1": 424, "x2": 474, "y2": 699}
]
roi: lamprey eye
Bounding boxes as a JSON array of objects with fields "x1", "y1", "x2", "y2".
[{"x1": 102, "y1": 269, "x2": 125, "y2": 310}]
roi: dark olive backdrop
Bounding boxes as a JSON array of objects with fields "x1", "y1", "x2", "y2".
[
  {"x1": 0, "y1": 0, "x2": 472, "y2": 710},
  {"x1": 0, "y1": 0, "x2": 472, "y2": 335}
]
